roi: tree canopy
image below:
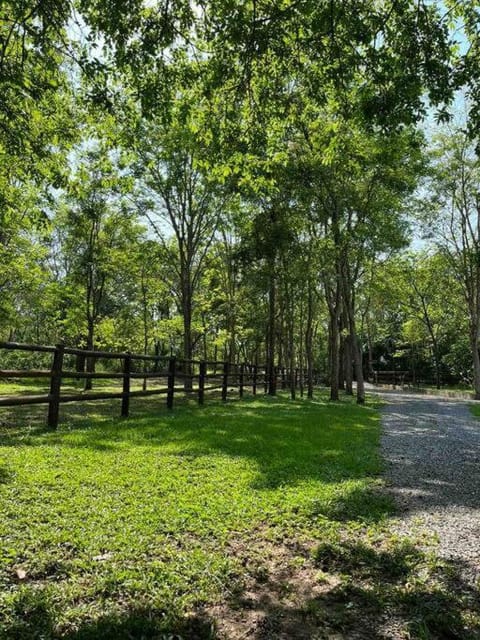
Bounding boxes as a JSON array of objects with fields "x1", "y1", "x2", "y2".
[{"x1": 2, "y1": 0, "x2": 480, "y2": 398}]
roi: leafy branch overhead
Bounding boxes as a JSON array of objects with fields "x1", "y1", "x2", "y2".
[{"x1": 2, "y1": 0, "x2": 480, "y2": 400}]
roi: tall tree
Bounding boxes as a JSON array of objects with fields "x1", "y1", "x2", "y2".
[
  {"x1": 132, "y1": 86, "x2": 226, "y2": 382},
  {"x1": 55, "y1": 146, "x2": 141, "y2": 386},
  {"x1": 424, "y1": 128, "x2": 480, "y2": 397}
]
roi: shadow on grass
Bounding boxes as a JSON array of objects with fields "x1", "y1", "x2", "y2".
[
  {"x1": 62, "y1": 612, "x2": 217, "y2": 640},
  {"x1": 310, "y1": 483, "x2": 393, "y2": 523},
  {"x1": 3, "y1": 541, "x2": 479, "y2": 640},
  {"x1": 219, "y1": 539, "x2": 480, "y2": 640},
  {"x1": 309, "y1": 540, "x2": 480, "y2": 640},
  {"x1": 1, "y1": 593, "x2": 217, "y2": 639},
  {"x1": 2, "y1": 394, "x2": 477, "y2": 638},
  {"x1": 0, "y1": 465, "x2": 13, "y2": 483},
  {"x1": 0, "y1": 395, "x2": 383, "y2": 496}
]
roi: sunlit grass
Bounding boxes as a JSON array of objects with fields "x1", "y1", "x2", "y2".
[
  {"x1": 469, "y1": 404, "x2": 480, "y2": 418},
  {"x1": 0, "y1": 392, "x2": 388, "y2": 638},
  {"x1": 2, "y1": 392, "x2": 477, "y2": 639}
]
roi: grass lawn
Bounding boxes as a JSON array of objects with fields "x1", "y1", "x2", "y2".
[
  {"x1": 470, "y1": 404, "x2": 480, "y2": 418},
  {"x1": 0, "y1": 392, "x2": 478, "y2": 639}
]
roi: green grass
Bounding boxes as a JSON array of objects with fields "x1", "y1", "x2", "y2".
[
  {"x1": 0, "y1": 377, "x2": 161, "y2": 396},
  {"x1": 1, "y1": 392, "x2": 478, "y2": 639},
  {"x1": 470, "y1": 404, "x2": 480, "y2": 419},
  {"x1": 390, "y1": 382, "x2": 475, "y2": 398},
  {"x1": 0, "y1": 393, "x2": 386, "y2": 637}
]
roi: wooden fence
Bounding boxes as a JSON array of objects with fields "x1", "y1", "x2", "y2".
[
  {"x1": 372, "y1": 370, "x2": 410, "y2": 387},
  {"x1": 0, "y1": 341, "x2": 311, "y2": 429}
]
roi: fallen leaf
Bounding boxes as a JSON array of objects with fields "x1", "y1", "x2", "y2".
[
  {"x1": 93, "y1": 553, "x2": 113, "y2": 562},
  {"x1": 14, "y1": 568, "x2": 27, "y2": 580}
]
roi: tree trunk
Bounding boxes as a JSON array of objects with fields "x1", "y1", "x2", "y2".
[
  {"x1": 299, "y1": 297, "x2": 305, "y2": 398},
  {"x1": 352, "y1": 331, "x2": 365, "y2": 404},
  {"x1": 470, "y1": 328, "x2": 480, "y2": 399},
  {"x1": 181, "y1": 273, "x2": 193, "y2": 392},
  {"x1": 324, "y1": 278, "x2": 341, "y2": 402},
  {"x1": 202, "y1": 312, "x2": 208, "y2": 362},
  {"x1": 345, "y1": 302, "x2": 365, "y2": 404},
  {"x1": 278, "y1": 310, "x2": 284, "y2": 378},
  {"x1": 305, "y1": 288, "x2": 314, "y2": 399},
  {"x1": 84, "y1": 322, "x2": 95, "y2": 391},
  {"x1": 183, "y1": 306, "x2": 193, "y2": 391},
  {"x1": 434, "y1": 348, "x2": 441, "y2": 389},
  {"x1": 76, "y1": 353, "x2": 86, "y2": 373},
  {"x1": 142, "y1": 278, "x2": 149, "y2": 392},
  {"x1": 338, "y1": 334, "x2": 345, "y2": 391},
  {"x1": 367, "y1": 332, "x2": 374, "y2": 382},
  {"x1": 329, "y1": 312, "x2": 340, "y2": 401},
  {"x1": 286, "y1": 297, "x2": 296, "y2": 400},
  {"x1": 340, "y1": 258, "x2": 365, "y2": 404},
  {"x1": 267, "y1": 265, "x2": 276, "y2": 396},
  {"x1": 344, "y1": 333, "x2": 354, "y2": 395},
  {"x1": 228, "y1": 322, "x2": 236, "y2": 365}
]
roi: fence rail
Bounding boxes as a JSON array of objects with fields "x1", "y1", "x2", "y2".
[
  {"x1": 372, "y1": 370, "x2": 410, "y2": 386},
  {"x1": 0, "y1": 341, "x2": 312, "y2": 429}
]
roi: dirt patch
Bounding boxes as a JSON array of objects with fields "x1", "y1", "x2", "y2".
[
  {"x1": 199, "y1": 528, "x2": 480, "y2": 640},
  {"x1": 206, "y1": 536, "x2": 336, "y2": 639},
  {"x1": 203, "y1": 533, "x2": 405, "y2": 640}
]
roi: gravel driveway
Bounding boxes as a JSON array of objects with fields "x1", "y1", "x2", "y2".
[{"x1": 379, "y1": 390, "x2": 480, "y2": 584}]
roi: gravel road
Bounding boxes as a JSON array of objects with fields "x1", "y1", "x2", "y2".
[{"x1": 379, "y1": 390, "x2": 480, "y2": 584}]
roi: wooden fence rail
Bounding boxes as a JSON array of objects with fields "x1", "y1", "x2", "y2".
[
  {"x1": 372, "y1": 370, "x2": 410, "y2": 387},
  {"x1": 0, "y1": 341, "x2": 313, "y2": 429}
]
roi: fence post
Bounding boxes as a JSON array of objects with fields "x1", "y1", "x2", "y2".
[
  {"x1": 167, "y1": 356, "x2": 176, "y2": 409},
  {"x1": 239, "y1": 363, "x2": 244, "y2": 398},
  {"x1": 121, "y1": 353, "x2": 131, "y2": 418},
  {"x1": 222, "y1": 361, "x2": 229, "y2": 401},
  {"x1": 252, "y1": 364, "x2": 257, "y2": 396},
  {"x1": 198, "y1": 360, "x2": 206, "y2": 405},
  {"x1": 47, "y1": 343, "x2": 65, "y2": 430}
]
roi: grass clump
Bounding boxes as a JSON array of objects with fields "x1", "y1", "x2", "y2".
[{"x1": 469, "y1": 403, "x2": 480, "y2": 419}]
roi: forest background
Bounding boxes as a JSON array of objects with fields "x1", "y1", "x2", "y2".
[{"x1": 3, "y1": 0, "x2": 480, "y2": 402}]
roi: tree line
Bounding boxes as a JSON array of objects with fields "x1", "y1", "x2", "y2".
[{"x1": 3, "y1": 1, "x2": 480, "y2": 400}]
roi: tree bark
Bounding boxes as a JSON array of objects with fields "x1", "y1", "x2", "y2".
[
  {"x1": 470, "y1": 327, "x2": 480, "y2": 399},
  {"x1": 298, "y1": 298, "x2": 304, "y2": 398},
  {"x1": 344, "y1": 332, "x2": 354, "y2": 395},
  {"x1": 181, "y1": 268, "x2": 193, "y2": 391},
  {"x1": 342, "y1": 274, "x2": 365, "y2": 404},
  {"x1": 84, "y1": 321, "x2": 95, "y2": 391},
  {"x1": 338, "y1": 333, "x2": 345, "y2": 391},
  {"x1": 305, "y1": 288, "x2": 314, "y2": 399},
  {"x1": 142, "y1": 271, "x2": 149, "y2": 391},
  {"x1": 329, "y1": 311, "x2": 340, "y2": 401},
  {"x1": 351, "y1": 330, "x2": 365, "y2": 404},
  {"x1": 267, "y1": 264, "x2": 277, "y2": 396}
]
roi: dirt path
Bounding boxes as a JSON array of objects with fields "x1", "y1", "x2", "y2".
[{"x1": 380, "y1": 390, "x2": 480, "y2": 584}]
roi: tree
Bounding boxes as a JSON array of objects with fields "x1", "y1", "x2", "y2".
[
  {"x1": 289, "y1": 94, "x2": 422, "y2": 402},
  {"x1": 55, "y1": 146, "x2": 142, "y2": 387},
  {"x1": 373, "y1": 253, "x2": 457, "y2": 388},
  {"x1": 132, "y1": 88, "x2": 227, "y2": 384},
  {"x1": 424, "y1": 128, "x2": 480, "y2": 397}
]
